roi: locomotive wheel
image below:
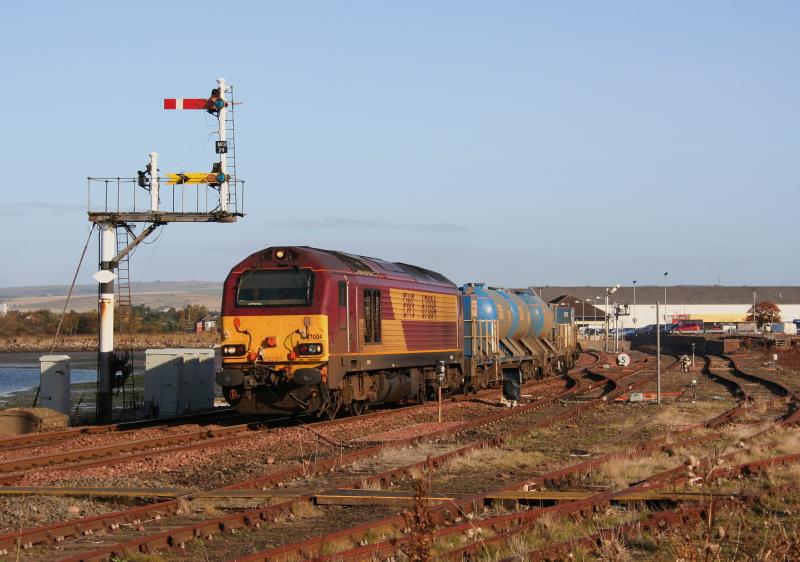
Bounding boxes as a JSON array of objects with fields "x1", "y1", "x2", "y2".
[
  {"x1": 349, "y1": 400, "x2": 368, "y2": 416},
  {"x1": 318, "y1": 389, "x2": 341, "y2": 421}
]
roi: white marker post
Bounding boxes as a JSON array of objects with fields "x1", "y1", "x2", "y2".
[
  {"x1": 217, "y1": 77, "x2": 229, "y2": 213},
  {"x1": 149, "y1": 151, "x2": 159, "y2": 212}
]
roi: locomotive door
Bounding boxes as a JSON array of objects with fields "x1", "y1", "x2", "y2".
[{"x1": 338, "y1": 277, "x2": 359, "y2": 352}]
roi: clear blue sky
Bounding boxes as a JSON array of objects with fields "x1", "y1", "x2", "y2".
[{"x1": 1, "y1": 1, "x2": 797, "y2": 289}]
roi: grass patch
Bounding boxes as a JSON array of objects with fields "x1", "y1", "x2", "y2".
[
  {"x1": 290, "y1": 499, "x2": 320, "y2": 518},
  {"x1": 443, "y1": 447, "x2": 545, "y2": 473}
]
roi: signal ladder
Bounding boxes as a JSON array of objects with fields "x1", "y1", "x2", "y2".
[
  {"x1": 224, "y1": 85, "x2": 239, "y2": 213},
  {"x1": 115, "y1": 225, "x2": 137, "y2": 419}
]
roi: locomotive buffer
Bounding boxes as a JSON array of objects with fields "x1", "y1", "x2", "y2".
[{"x1": 87, "y1": 77, "x2": 245, "y2": 422}]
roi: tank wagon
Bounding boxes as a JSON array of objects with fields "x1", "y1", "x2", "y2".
[{"x1": 216, "y1": 246, "x2": 578, "y2": 418}]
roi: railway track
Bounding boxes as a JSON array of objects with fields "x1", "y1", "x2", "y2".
[
  {"x1": 703, "y1": 353, "x2": 793, "y2": 428},
  {"x1": 67, "y1": 354, "x2": 649, "y2": 562},
  {"x1": 28, "y1": 350, "x2": 764, "y2": 560},
  {"x1": 67, "y1": 348, "x2": 791, "y2": 559},
  {"x1": 223, "y1": 355, "x2": 677, "y2": 562},
  {"x1": 0, "y1": 408, "x2": 254, "y2": 455},
  {"x1": 281, "y1": 352, "x2": 800, "y2": 562},
  {"x1": 428, "y1": 353, "x2": 800, "y2": 561},
  {"x1": 0, "y1": 352, "x2": 608, "y2": 560},
  {"x1": 0, "y1": 360, "x2": 586, "y2": 486}
]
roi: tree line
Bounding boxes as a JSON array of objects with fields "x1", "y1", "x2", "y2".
[{"x1": 0, "y1": 304, "x2": 213, "y2": 337}]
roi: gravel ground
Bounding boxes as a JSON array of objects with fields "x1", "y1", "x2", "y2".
[
  {"x1": 0, "y1": 421, "x2": 232, "y2": 461},
  {"x1": 0, "y1": 494, "x2": 126, "y2": 535}
]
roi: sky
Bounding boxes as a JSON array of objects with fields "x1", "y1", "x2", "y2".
[{"x1": 0, "y1": 1, "x2": 798, "y2": 289}]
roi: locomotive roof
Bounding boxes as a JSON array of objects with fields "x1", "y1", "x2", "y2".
[{"x1": 249, "y1": 247, "x2": 456, "y2": 288}]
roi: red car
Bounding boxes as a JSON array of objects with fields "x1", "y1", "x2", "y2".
[{"x1": 671, "y1": 320, "x2": 703, "y2": 333}]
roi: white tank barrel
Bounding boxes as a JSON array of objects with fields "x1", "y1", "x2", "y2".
[{"x1": 39, "y1": 355, "x2": 72, "y2": 416}]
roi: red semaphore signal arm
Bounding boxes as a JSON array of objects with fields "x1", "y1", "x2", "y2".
[{"x1": 163, "y1": 98, "x2": 208, "y2": 110}]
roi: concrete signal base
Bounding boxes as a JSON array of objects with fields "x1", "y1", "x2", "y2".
[{"x1": 0, "y1": 407, "x2": 69, "y2": 435}]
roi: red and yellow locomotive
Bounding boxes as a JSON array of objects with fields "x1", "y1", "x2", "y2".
[{"x1": 216, "y1": 246, "x2": 464, "y2": 417}]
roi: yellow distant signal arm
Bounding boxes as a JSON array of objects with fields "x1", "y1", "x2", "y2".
[{"x1": 167, "y1": 172, "x2": 228, "y2": 185}]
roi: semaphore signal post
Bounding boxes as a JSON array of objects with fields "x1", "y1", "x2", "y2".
[{"x1": 87, "y1": 77, "x2": 245, "y2": 422}]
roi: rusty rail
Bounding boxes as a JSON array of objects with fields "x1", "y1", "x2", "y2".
[
  {"x1": 0, "y1": 354, "x2": 602, "y2": 558},
  {"x1": 48, "y1": 355, "x2": 627, "y2": 562},
  {"x1": 219, "y1": 358, "x2": 669, "y2": 562},
  {"x1": 306, "y1": 350, "x2": 800, "y2": 562},
  {"x1": 0, "y1": 408, "x2": 247, "y2": 452}
]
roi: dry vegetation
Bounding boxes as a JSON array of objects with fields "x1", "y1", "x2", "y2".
[{"x1": 442, "y1": 446, "x2": 545, "y2": 473}]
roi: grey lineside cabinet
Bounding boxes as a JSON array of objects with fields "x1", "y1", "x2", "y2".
[{"x1": 144, "y1": 348, "x2": 215, "y2": 418}]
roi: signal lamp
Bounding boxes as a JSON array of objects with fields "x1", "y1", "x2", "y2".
[
  {"x1": 263, "y1": 336, "x2": 277, "y2": 348},
  {"x1": 206, "y1": 172, "x2": 228, "y2": 185}
]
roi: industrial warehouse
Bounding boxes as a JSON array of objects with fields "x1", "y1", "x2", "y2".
[{"x1": 545, "y1": 286, "x2": 800, "y2": 329}]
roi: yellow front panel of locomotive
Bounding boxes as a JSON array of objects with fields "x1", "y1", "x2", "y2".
[{"x1": 221, "y1": 314, "x2": 328, "y2": 364}]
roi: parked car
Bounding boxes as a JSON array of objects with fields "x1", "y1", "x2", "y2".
[{"x1": 671, "y1": 320, "x2": 703, "y2": 334}]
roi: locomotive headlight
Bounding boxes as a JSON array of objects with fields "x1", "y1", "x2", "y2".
[
  {"x1": 275, "y1": 249, "x2": 286, "y2": 259},
  {"x1": 222, "y1": 344, "x2": 246, "y2": 356},
  {"x1": 297, "y1": 343, "x2": 323, "y2": 355}
]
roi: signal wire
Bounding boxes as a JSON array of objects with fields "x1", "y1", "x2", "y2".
[
  {"x1": 31, "y1": 224, "x2": 96, "y2": 408},
  {"x1": 49, "y1": 224, "x2": 96, "y2": 352}
]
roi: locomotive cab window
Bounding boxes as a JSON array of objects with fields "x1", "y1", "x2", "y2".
[
  {"x1": 363, "y1": 289, "x2": 382, "y2": 343},
  {"x1": 236, "y1": 269, "x2": 314, "y2": 307}
]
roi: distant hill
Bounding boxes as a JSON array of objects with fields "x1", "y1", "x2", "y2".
[{"x1": 0, "y1": 281, "x2": 223, "y2": 312}]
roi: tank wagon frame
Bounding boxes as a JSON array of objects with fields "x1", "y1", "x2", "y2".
[{"x1": 216, "y1": 247, "x2": 578, "y2": 418}]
